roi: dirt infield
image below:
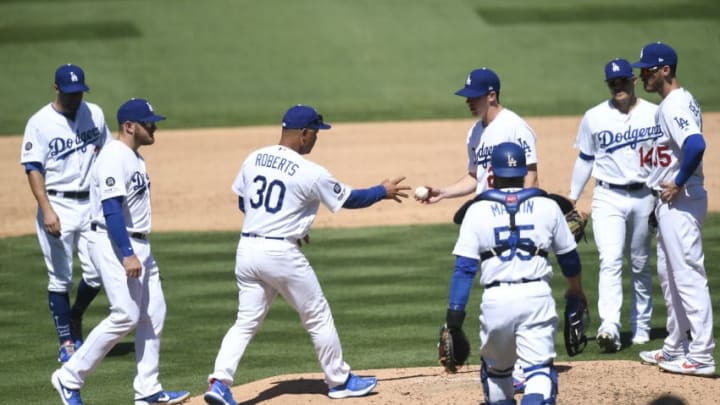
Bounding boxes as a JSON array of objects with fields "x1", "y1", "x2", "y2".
[
  {"x1": 2, "y1": 115, "x2": 719, "y2": 403},
  {"x1": 183, "y1": 363, "x2": 712, "y2": 405}
]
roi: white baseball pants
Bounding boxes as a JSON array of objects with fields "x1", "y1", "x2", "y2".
[
  {"x1": 57, "y1": 232, "x2": 167, "y2": 398},
  {"x1": 209, "y1": 237, "x2": 351, "y2": 388}
]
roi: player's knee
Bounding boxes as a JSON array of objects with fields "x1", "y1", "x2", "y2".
[{"x1": 109, "y1": 308, "x2": 140, "y2": 330}]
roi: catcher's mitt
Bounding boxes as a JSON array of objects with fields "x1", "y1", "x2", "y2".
[
  {"x1": 438, "y1": 309, "x2": 470, "y2": 372},
  {"x1": 546, "y1": 193, "x2": 588, "y2": 243},
  {"x1": 564, "y1": 293, "x2": 590, "y2": 356},
  {"x1": 438, "y1": 325, "x2": 470, "y2": 372}
]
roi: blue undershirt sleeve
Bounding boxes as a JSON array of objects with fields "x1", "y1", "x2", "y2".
[
  {"x1": 24, "y1": 161, "x2": 43, "y2": 173},
  {"x1": 675, "y1": 134, "x2": 705, "y2": 187},
  {"x1": 342, "y1": 185, "x2": 387, "y2": 209},
  {"x1": 578, "y1": 152, "x2": 594, "y2": 161},
  {"x1": 448, "y1": 255, "x2": 479, "y2": 311},
  {"x1": 102, "y1": 197, "x2": 134, "y2": 257},
  {"x1": 557, "y1": 249, "x2": 581, "y2": 277}
]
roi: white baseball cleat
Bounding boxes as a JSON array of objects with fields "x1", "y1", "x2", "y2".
[
  {"x1": 639, "y1": 349, "x2": 677, "y2": 365},
  {"x1": 658, "y1": 358, "x2": 716, "y2": 376},
  {"x1": 51, "y1": 369, "x2": 84, "y2": 405},
  {"x1": 631, "y1": 332, "x2": 650, "y2": 345}
]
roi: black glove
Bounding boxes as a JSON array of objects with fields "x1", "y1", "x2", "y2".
[
  {"x1": 438, "y1": 309, "x2": 470, "y2": 372},
  {"x1": 564, "y1": 294, "x2": 589, "y2": 356}
]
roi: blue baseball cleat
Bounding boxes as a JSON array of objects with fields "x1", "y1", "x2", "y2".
[
  {"x1": 58, "y1": 340, "x2": 76, "y2": 363},
  {"x1": 134, "y1": 389, "x2": 190, "y2": 405},
  {"x1": 51, "y1": 370, "x2": 84, "y2": 405},
  {"x1": 204, "y1": 379, "x2": 238, "y2": 405},
  {"x1": 328, "y1": 373, "x2": 378, "y2": 399}
]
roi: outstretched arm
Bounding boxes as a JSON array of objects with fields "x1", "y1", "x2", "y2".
[
  {"x1": 342, "y1": 176, "x2": 409, "y2": 208},
  {"x1": 422, "y1": 172, "x2": 477, "y2": 204}
]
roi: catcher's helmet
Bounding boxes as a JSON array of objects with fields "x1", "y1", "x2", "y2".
[{"x1": 491, "y1": 142, "x2": 527, "y2": 178}]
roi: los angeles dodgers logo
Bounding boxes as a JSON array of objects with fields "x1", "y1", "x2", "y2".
[
  {"x1": 597, "y1": 124, "x2": 662, "y2": 153},
  {"x1": 131, "y1": 172, "x2": 148, "y2": 194}
]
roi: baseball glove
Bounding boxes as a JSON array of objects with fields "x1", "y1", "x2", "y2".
[
  {"x1": 546, "y1": 193, "x2": 588, "y2": 243},
  {"x1": 438, "y1": 309, "x2": 470, "y2": 372},
  {"x1": 564, "y1": 293, "x2": 590, "y2": 356}
]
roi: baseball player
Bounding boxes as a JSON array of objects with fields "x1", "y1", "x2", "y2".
[
  {"x1": 421, "y1": 67, "x2": 539, "y2": 391},
  {"x1": 568, "y1": 58, "x2": 659, "y2": 352},
  {"x1": 20, "y1": 64, "x2": 110, "y2": 362},
  {"x1": 448, "y1": 142, "x2": 586, "y2": 405},
  {"x1": 203, "y1": 105, "x2": 409, "y2": 405},
  {"x1": 632, "y1": 42, "x2": 715, "y2": 376},
  {"x1": 51, "y1": 99, "x2": 190, "y2": 405},
  {"x1": 421, "y1": 67, "x2": 539, "y2": 204}
]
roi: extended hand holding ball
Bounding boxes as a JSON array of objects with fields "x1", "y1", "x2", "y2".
[{"x1": 415, "y1": 186, "x2": 430, "y2": 201}]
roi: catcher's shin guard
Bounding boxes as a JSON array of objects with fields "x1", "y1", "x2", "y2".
[
  {"x1": 521, "y1": 362, "x2": 557, "y2": 405},
  {"x1": 481, "y1": 357, "x2": 515, "y2": 404}
]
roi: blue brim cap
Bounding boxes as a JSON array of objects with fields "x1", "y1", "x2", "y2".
[
  {"x1": 55, "y1": 64, "x2": 90, "y2": 93},
  {"x1": 631, "y1": 42, "x2": 677, "y2": 68},
  {"x1": 282, "y1": 105, "x2": 331, "y2": 130},
  {"x1": 455, "y1": 68, "x2": 500, "y2": 98},
  {"x1": 117, "y1": 98, "x2": 166, "y2": 125},
  {"x1": 605, "y1": 58, "x2": 634, "y2": 80}
]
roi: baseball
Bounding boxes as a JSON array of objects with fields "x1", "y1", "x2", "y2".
[{"x1": 415, "y1": 186, "x2": 430, "y2": 201}]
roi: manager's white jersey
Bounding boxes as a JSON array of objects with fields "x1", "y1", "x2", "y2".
[
  {"x1": 466, "y1": 109, "x2": 538, "y2": 193},
  {"x1": 232, "y1": 145, "x2": 352, "y2": 240},
  {"x1": 574, "y1": 98, "x2": 660, "y2": 184},
  {"x1": 20, "y1": 102, "x2": 112, "y2": 191},
  {"x1": 453, "y1": 192, "x2": 576, "y2": 286},
  {"x1": 90, "y1": 140, "x2": 152, "y2": 234},
  {"x1": 646, "y1": 88, "x2": 704, "y2": 190}
]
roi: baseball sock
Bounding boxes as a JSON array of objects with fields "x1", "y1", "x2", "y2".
[
  {"x1": 70, "y1": 279, "x2": 101, "y2": 341},
  {"x1": 49, "y1": 292, "x2": 72, "y2": 344},
  {"x1": 71, "y1": 278, "x2": 101, "y2": 317}
]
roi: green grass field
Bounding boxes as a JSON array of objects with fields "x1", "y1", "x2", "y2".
[
  {"x1": 1, "y1": 218, "x2": 719, "y2": 404},
  {"x1": 1, "y1": 0, "x2": 719, "y2": 135},
  {"x1": 2, "y1": 0, "x2": 719, "y2": 403}
]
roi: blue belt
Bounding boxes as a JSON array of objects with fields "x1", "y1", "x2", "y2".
[
  {"x1": 91, "y1": 223, "x2": 146, "y2": 240},
  {"x1": 597, "y1": 180, "x2": 645, "y2": 191},
  {"x1": 241, "y1": 232, "x2": 285, "y2": 241},
  {"x1": 484, "y1": 278, "x2": 541, "y2": 289}
]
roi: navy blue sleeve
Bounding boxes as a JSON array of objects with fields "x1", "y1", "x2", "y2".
[
  {"x1": 448, "y1": 255, "x2": 479, "y2": 311},
  {"x1": 238, "y1": 196, "x2": 245, "y2": 213},
  {"x1": 557, "y1": 249, "x2": 581, "y2": 277},
  {"x1": 102, "y1": 197, "x2": 134, "y2": 257},
  {"x1": 578, "y1": 152, "x2": 594, "y2": 161},
  {"x1": 24, "y1": 161, "x2": 43, "y2": 173},
  {"x1": 675, "y1": 134, "x2": 705, "y2": 187},
  {"x1": 342, "y1": 185, "x2": 387, "y2": 209}
]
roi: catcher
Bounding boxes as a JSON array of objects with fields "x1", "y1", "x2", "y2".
[{"x1": 438, "y1": 143, "x2": 588, "y2": 405}]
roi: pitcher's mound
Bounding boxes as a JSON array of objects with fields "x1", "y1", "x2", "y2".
[{"x1": 186, "y1": 361, "x2": 716, "y2": 404}]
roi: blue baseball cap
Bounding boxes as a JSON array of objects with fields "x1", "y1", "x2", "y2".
[
  {"x1": 55, "y1": 64, "x2": 89, "y2": 93},
  {"x1": 605, "y1": 58, "x2": 634, "y2": 81},
  {"x1": 282, "y1": 105, "x2": 331, "y2": 130},
  {"x1": 631, "y1": 42, "x2": 678, "y2": 68},
  {"x1": 491, "y1": 142, "x2": 527, "y2": 178},
  {"x1": 117, "y1": 98, "x2": 166, "y2": 125},
  {"x1": 455, "y1": 68, "x2": 500, "y2": 98}
]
